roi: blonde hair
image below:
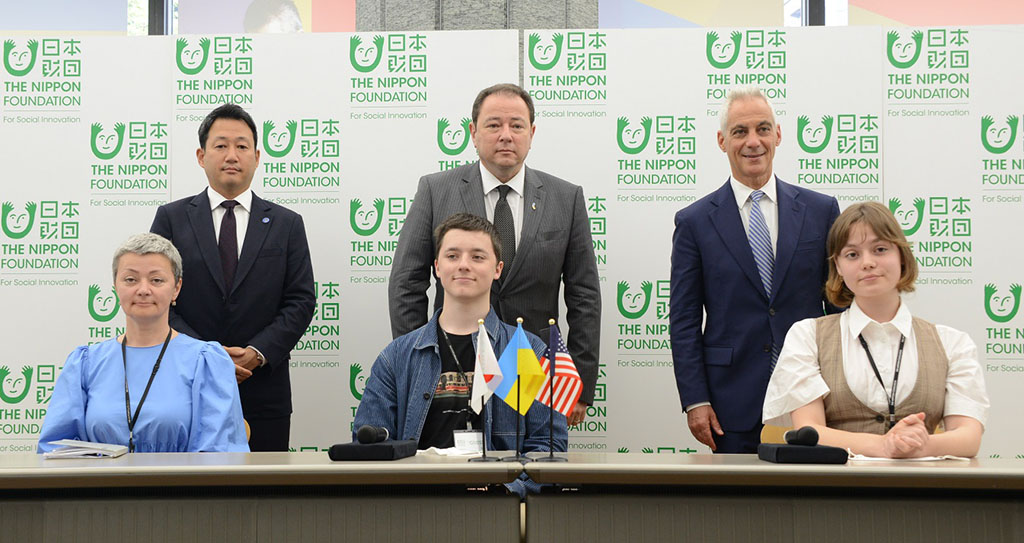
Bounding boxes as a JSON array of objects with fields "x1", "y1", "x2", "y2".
[{"x1": 825, "y1": 201, "x2": 917, "y2": 308}]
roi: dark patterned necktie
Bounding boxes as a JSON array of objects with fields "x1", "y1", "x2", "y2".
[
  {"x1": 219, "y1": 200, "x2": 239, "y2": 290},
  {"x1": 494, "y1": 185, "x2": 515, "y2": 269}
]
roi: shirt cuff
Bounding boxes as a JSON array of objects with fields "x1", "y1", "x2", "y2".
[
  {"x1": 247, "y1": 345, "x2": 267, "y2": 367},
  {"x1": 684, "y1": 401, "x2": 710, "y2": 413}
]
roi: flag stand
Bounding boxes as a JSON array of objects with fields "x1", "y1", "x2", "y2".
[
  {"x1": 501, "y1": 375, "x2": 532, "y2": 463},
  {"x1": 535, "y1": 318, "x2": 567, "y2": 463},
  {"x1": 469, "y1": 393, "x2": 500, "y2": 462}
]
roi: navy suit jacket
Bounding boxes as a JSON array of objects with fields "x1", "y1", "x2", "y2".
[
  {"x1": 151, "y1": 189, "x2": 315, "y2": 419},
  {"x1": 670, "y1": 178, "x2": 839, "y2": 432}
]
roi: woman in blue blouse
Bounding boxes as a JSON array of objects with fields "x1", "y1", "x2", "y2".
[{"x1": 37, "y1": 233, "x2": 248, "y2": 453}]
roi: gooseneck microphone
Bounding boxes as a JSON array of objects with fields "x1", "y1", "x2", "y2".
[
  {"x1": 356, "y1": 425, "x2": 390, "y2": 444},
  {"x1": 783, "y1": 425, "x2": 819, "y2": 447}
]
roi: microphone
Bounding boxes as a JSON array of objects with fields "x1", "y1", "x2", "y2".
[
  {"x1": 783, "y1": 426, "x2": 819, "y2": 447},
  {"x1": 356, "y1": 425, "x2": 389, "y2": 444}
]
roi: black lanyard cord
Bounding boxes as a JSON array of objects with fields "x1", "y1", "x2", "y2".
[
  {"x1": 121, "y1": 328, "x2": 173, "y2": 453},
  {"x1": 857, "y1": 333, "x2": 905, "y2": 430}
]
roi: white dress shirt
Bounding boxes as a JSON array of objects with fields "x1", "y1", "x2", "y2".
[
  {"x1": 762, "y1": 300, "x2": 989, "y2": 428},
  {"x1": 480, "y1": 163, "x2": 525, "y2": 252},
  {"x1": 730, "y1": 174, "x2": 778, "y2": 255},
  {"x1": 207, "y1": 186, "x2": 252, "y2": 258}
]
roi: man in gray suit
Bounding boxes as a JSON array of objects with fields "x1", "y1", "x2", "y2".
[{"x1": 389, "y1": 83, "x2": 601, "y2": 425}]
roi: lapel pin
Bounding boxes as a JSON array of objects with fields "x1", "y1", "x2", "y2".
[
  {"x1": 262, "y1": 217, "x2": 270, "y2": 224},
  {"x1": 531, "y1": 202, "x2": 536, "y2": 210}
]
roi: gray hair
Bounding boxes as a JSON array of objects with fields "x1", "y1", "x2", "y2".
[
  {"x1": 719, "y1": 86, "x2": 776, "y2": 133},
  {"x1": 112, "y1": 233, "x2": 183, "y2": 283}
]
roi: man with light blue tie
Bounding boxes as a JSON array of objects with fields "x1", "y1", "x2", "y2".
[{"x1": 670, "y1": 87, "x2": 840, "y2": 453}]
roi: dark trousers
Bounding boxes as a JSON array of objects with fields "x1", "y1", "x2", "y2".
[
  {"x1": 246, "y1": 415, "x2": 291, "y2": 452},
  {"x1": 712, "y1": 425, "x2": 762, "y2": 454}
]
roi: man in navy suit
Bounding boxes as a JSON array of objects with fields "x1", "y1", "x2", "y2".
[
  {"x1": 670, "y1": 88, "x2": 839, "y2": 453},
  {"x1": 151, "y1": 104, "x2": 315, "y2": 451}
]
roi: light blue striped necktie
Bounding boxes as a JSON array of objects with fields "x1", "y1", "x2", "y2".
[
  {"x1": 748, "y1": 190, "x2": 780, "y2": 372},
  {"x1": 747, "y1": 190, "x2": 774, "y2": 298}
]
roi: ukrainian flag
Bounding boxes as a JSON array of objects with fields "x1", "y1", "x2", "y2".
[{"x1": 494, "y1": 321, "x2": 545, "y2": 416}]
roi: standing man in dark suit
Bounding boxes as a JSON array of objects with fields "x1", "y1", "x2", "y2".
[
  {"x1": 670, "y1": 87, "x2": 839, "y2": 453},
  {"x1": 151, "y1": 104, "x2": 315, "y2": 451},
  {"x1": 389, "y1": 83, "x2": 601, "y2": 426}
]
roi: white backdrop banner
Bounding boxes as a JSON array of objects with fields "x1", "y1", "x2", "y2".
[{"x1": 0, "y1": 27, "x2": 1019, "y2": 459}]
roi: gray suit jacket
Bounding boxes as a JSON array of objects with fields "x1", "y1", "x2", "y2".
[{"x1": 388, "y1": 162, "x2": 602, "y2": 403}]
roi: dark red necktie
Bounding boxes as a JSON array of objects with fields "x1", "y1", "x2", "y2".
[{"x1": 219, "y1": 200, "x2": 239, "y2": 291}]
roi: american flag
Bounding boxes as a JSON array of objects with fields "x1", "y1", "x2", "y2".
[{"x1": 535, "y1": 323, "x2": 582, "y2": 418}]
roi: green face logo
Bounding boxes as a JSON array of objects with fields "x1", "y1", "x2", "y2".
[
  {"x1": 887, "y1": 197, "x2": 926, "y2": 236},
  {"x1": 981, "y1": 115, "x2": 1019, "y2": 155},
  {"x1": 349, "y1": 363, "x2": 366, "y2": 401},
  {"x1": 436, "y1": 117, "x2": 472, "y2": 156},
  {"x1": 88, "y1": 284, "x2": 120, "y2": 322},
  {"x1": 350, "y1": 35, "x2": 385, "y2": 73},
  {"x1": 349, "y1": 198, "x2": 385, "y2": 236},
  {"x1": 0, "y1": 365, "x2": 33, "y2": 404},
  {"x1": 175, "y1": 37, "x2": 211, "y2": 76},
  {"x1": 886, "y1": 30, "x2": 923, "y2": 69},
  {"x1": 616, "y1": 116, "x2": 652, "y2": 155},
  {"x1": 616, "y1": 280, "x2": 652, "y2": 319},
  {"x1": 89, "y1": 122, "x2": 126, "y2": 160},
  {"x1": 262, "y1": 120, "x2": 298, "y2": 159},
  {"x1": 705, "y1": 31, "x2": 742, "y2": 69},
  {"x1": 796, "y1": 115, "x2": 834, "y2": 154},
  {"x1": 984, "y1": 283, "x2": 1022, "y2": 323},
  {"x1": 1, "y1": 201, "x2": 37, "y2": 240},
  {"x1": 3, "y1": 39, "x2": 38, "y2": 77},
  {"x1": 527, "y1": 32, "x2": 563, "y2": 71}
]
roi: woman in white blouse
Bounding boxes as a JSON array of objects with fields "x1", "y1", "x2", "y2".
[{"x1": 762, "y1": 201, "x2": 988, "y2": 458}]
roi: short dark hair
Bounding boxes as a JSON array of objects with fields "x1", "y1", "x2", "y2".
[
  {"x1": 198, "y1": 103, "x2": 258, "y2": 149},
  {"x1": 472, "y1": 83, "x2": 535, "y2": 125},
  {"x1": 433, "y1": 213, "x2": 502, "y2": 264}
]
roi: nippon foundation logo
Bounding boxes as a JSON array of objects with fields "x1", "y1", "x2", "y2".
[
  {"x1": 175, "y1": 36, "x2": 252, "y2": 77},
  {"x1": 984, "y1": 283, "x2": 1021, "y2": 323},
  {"x1": 348, "y1": 197, "x2": 409, "y2": 238},
  {"x1": 888, "y1": 197, "x2": 926, "y2": 236},
  {"x1": 3, "y1": 39, "x2": 39, "y2": 77},
  {"x1": 617, "y1": 280, "x2": 653, "y2": 320},
  {"x1": 260, "y1": 118, "x2": 341, "y2": 193},
  {"x1": 705, "y1": 31, "x2": 742, "y2": 69},
  {"x1": 349, "y1": 363, "x2": 366, "y2": 401},
  {"x1": 616, "y1": 116, "x2": 651, "y2": 155},
  {"x1": 527, "y1": 32, "x2": 564, "y2": 71},
  {"x1": 436, "y1": 117, "x2": 471, "y2": 156},
  {"x1": 348, "y1": 33, "x2": 429, "y2": 106},
  {"x1": 885, "y1": 28, "x2": 969, "y2": 104},
  {"x1": 704, "y1": 30, "x2": 787, "y2": 101},
  {"x1": 1, "y1": 201, "x2": 37, "y2": 240},
  {"x1": 794, "y1": 113, "x2": 880, "y2": 187},
  {"x1": 981, "y1": 115, "x2": 1019, "y2": 155},
  {"x1": 0, "y1": 365, "x2": 32, "y2": 405},
  {"x1": 2, "y1": 38, "x2": 82, "y2": 110},
  {"x1": 886, "y1": 30, "x2": 924, "y2": 70},
  {"x1": 889, "y1": 195, "x2": 972, "y2": 274},
  {"x1": 526, "y1": 30, "x2": 608, "y2": 105},
  {"x1": 0, "y1": 199, "x2": 81, "y2": 273},
  {"x1": 88, "y1": 284, "x2": 119, "y2": 322}
]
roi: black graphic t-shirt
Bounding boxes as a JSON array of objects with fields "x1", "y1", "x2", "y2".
[{"x1": 418, "y1": 323, "x2": 482, "y2": 449}]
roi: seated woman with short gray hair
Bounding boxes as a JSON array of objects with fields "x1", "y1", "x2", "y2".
[{"x1": 37, "y1": 233, "x2": 248, "y2": 453}]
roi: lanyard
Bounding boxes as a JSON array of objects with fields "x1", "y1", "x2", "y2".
[
  {"x1": 439, "y1": 327, "x2": 474, "y2": 430},
  {"x1": 121, "y1": 328, "x2": 172, "y2": 453},
  {"x1": 857, "y1": 332, "x2": 905, "y2": 430}
]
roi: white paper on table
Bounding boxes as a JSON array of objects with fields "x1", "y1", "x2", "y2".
[
  {"x1": 417, "y1": 446, "x2": 481, "y2": 457},
  {"x1": 847, "y1": 449, "x2": 971, "y2": 462},
  {"x1": 43, "y1": 439, "x2": 128, "y2": 459}
]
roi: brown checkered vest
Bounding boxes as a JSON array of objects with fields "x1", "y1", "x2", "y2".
[{"x1": 815, "y1": 313, "x2": 947, "y2": 435}]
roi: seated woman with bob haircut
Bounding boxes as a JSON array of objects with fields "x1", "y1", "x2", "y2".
[
  {"x1": 762, "y1": 201, "x2": 988, "y2": 458},
  {"x1": 37, "y1": 233, "x2": 248, "y2": 453}
]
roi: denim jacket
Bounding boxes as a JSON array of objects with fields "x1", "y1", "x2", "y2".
[{"x1": 354, "y1": 309, "x2": 568, "y2": 494}]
